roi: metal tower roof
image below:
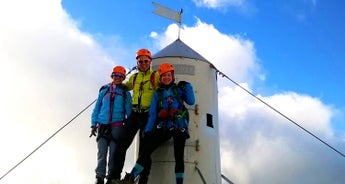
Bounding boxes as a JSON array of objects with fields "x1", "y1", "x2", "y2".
[{"x1": 152, "y1": 39, "x2": 209, "y2": 63}]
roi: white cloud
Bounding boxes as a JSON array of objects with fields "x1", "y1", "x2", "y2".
[
  {"x1": 191, "y1": 0, "x2": 257, "y2": 14},
  {"x1": 153, "y1": 20, "x2": 345, "y2": 184},
  {"x1": 152, "y1": 18, "x2": 261, "y2": 85},
  {"x1": 192, "y1": 0, "x2": 245, "y2": 9},
  {"x1": 1, "y1": 0, "x2": 344, "y2": 184},
  {"x1": 218, "y1": 84, "x2": 345, "y2": 184},
  {"x1": 0, "y1": 0, "x2": 117, "y2": 183}
]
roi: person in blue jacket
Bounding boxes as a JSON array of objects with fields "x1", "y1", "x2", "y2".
[
  {"x1": 91, "y1": 66, "x2": 132, "y2": 184},
  {"x1": 116, "y1": 63, "x2": 195, "y2": 184}
]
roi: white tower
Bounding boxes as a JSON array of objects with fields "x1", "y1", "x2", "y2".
[{"x1": 148, "y1": 39, "x2": 221, "y2": 184}]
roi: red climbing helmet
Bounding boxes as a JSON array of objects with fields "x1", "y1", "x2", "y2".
[
  {"x1": 158, "y1": 63, "x2": 174, "y2": 76},
  {"x1": 112, "y1": 66, "x2": 126, "y2": 76},
  {"x1": 136, "y1": 48, "x2": 152, "y2": 59}
]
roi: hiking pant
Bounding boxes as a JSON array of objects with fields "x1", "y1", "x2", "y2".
[
  {"x1": 137, "y1": 129, "x2": 187, "y2": 176},
  {"x1": 95, "y1": 125, "x2": 127, "y2": 180},
  {"x1": 113, "y1": 111, "x2": 151, "y2": 182}
]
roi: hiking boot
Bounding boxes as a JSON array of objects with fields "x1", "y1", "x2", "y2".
[
  {"x1": 106, "y1": 178, "x2": 118, "y2": 184},
  {"x1": 95, "y1": 176, "x2": 104, "y2": 184},
  {"x1": 109, "y1": 178, "x2": 120, "y2": 184},
  {"x1": 113, "y1": 173, "x2": 135, "y2": 184},
  {"x1": 138, "y1": 175, "x2": 148, "y2": 184}
]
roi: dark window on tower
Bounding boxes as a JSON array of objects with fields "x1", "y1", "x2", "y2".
[{"x1": 206, "y1": 113, "x2": 214, "y2": 128}]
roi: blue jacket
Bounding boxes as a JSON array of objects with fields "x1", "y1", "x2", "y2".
[
  {"x1": 145, "y1": 82, "x2": 195, "y2": 132},
  {"x1": 91, "y1": 84, "x2": 132, "y2": 127}
]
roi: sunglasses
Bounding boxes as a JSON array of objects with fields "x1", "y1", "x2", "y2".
[
  {"x1": 112, "y1": 73, "x2": 125, "y2": 79},
  {"x1": 138, "y1": 60, "x2": 150, "y2": 64}
]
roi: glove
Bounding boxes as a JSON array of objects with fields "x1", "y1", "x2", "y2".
[
  {"x1": 178, "y1": 81, "x2": 188, "y2": 90},
  {"x1": 89, "y1": 126, "x2": 97, "y2": 137},
  {"x1": 143, "y1": 131, "x2": 153, "y2": 139}
]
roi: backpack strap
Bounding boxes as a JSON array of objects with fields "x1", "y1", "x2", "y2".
[
  {"x1": 156, "y1": 88, "x2": 164, "y2": 110},
  {"x1": 156, "y1": 85, "x2": 190, "y2": 134},
  {"x1": 132, "y1": 73, "x2": 138, "y2": 86},
  {"x1": 132, "y1": 71, "x2": 156, "y2": 86},
  {"x1": 156, "y1": 85, "x2": 188, "y2": 119},
  {"x1": 150, "y1": 71, "x2": 156, "y2": 86},
  {"x1": 100, "y1": 84, "x2": 127, "y2": 123},
  {"x1": 99, "y1": 83, "x2": 127, "y2": 99},
  {"x1": 116, "y1": 84, "x2": 127, "y2": 118},
  {"x1": 156, "y1": 85, "x2": 183, "y2": 109},
  {"x1": 99, "y1": 84, "x2": 110, "y2": 98}
]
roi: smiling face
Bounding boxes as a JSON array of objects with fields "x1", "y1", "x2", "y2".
[
  {"x1": 136, "y1": 55, "x2": 152, "y2": 72},
  {"x1": 111, "y1": 73, "x2": 125, "y2": 85},
  {"x1": 160, "y1": 71, "x2": 173, "y2": 85}
]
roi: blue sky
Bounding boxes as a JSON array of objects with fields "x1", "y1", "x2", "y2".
[
  {"x1": 62, "y1": 0, "x2": 345, "y2": 108},
  {"x1": 1, "y1": 0, "x2": 345, "y2": 183},
  {"x1": 62, "y1": 0, "x2": 345, "y2": 135}
]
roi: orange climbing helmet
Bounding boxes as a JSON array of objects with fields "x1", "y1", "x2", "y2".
[
  {"x1": 112, "y1": 66, "x2": 126, "y2": 76},
  {"x1": 136, "y1": 48, "x2": 152, "y2": 59},
  {"x1": 158, "y1": 63, "x2": 174, "y2": 76}
]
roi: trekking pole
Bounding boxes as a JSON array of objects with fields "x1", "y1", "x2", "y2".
[{"x1": 126, "y1": 66, "x2": 137, "y2": 76}]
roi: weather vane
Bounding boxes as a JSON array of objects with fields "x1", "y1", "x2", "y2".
[{"x1": 152, "y1": 2, "x2": 183, "y2": 39}]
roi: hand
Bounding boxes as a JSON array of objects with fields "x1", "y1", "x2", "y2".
[
  {"x1": 89, "y1": 126, "x2": 97, "y2": 137},
  {"x1": 178, "y1": 81, "x2": 188, "y2": 90}
]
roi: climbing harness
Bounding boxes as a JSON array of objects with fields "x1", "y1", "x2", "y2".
[
  {"x1": 96, "y1": 83, "x2": 127, "y2": 141},
  {"x1": 155, "y1": 85, "x2": 189, "y2": 134}
]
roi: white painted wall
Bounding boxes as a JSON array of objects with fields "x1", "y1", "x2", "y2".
[{"x1": 145, "y1": 56, "x2": 221, "y2": 184}]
